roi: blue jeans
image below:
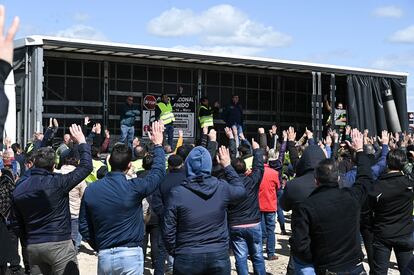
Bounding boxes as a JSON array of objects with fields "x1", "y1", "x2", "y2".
[
  {"x1": 165, "y1": 124, "x2": 174, "y2": 149},
  {"x1": 293, "y1": 256, "x2": 316, "y2": 275},
  {"x1": 261, "y1": 212, "x2": 276, "y2": 257},
  {"x1": 230, "y1": 223, "x2": 266, "y2": 275},
  {"x1": 98, "y1": 246, "x2": 144, "y2": 275},
  {"x1": 70, "y1": 218, "x2": 82, "y2": 251},
  {"x1": 120, "y1": 125, "x2": 135, "y2": 147},
  {"x1": 173, "y1": 250, "x2": 230, "y2": 275}
]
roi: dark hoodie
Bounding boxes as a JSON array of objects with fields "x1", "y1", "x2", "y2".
[
  {"x1": 280, "y1": 145, "x2": 326, "y2": 212},
  {"x1": 163, "y1": 146, "x2": 246, "y2": 255}
]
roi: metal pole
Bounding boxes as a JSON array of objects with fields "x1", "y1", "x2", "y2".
[
  {"x1": 317, "y1": 72, "x2": 322, "y2": 140},
  {"x1": 311, "y1": 72, "x2": 317, "y2": 135},
  {"x1": 103, "y1": 61, "x2": 109, "y2": 129},
  {"x1": 330, "y1": 74, "x2": 336, "y2": 132}
]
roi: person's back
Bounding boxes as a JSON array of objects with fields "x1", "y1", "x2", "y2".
[
  {"x1": 163, "y1": 146, "x2": 246, "y2": 275},
  {"x1": 12, "y1": 124, "x2": 92, "y2": 275},
  {"x1": 369, "y1": 149, "x2": 414, "y2": 274},
  {"x1": 79, "y1": 121, "x2": 165, "y2": 275},
  {"x1": 291, "y1": 131, "x2": 371, "y2": 274}
]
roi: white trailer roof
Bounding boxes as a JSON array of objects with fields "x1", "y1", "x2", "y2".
[{"x1": 14, "y1": 35, "x2": 409, "y2": 78}]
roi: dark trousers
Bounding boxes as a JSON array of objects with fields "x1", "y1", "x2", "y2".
[
  {"x1": 7, "y1": 226, "x2": 21, "y2": 268},
  {"x1": 173, "y1": 250, "x2": 230, "y2": 275},
  {"x1": 165, "y1": 124, "x2": 174, "y2": 149},
  {"x1": 360, "y1": 226, "x2": 374, "y2": 272},
  {"x1": 372, "y1": 234, "x2": 414, "y2": 274},
  {"x1": 142, "y1": 224, "x2": 160, "y2": 268}
]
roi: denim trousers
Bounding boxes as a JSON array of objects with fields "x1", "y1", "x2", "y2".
[
  {"x1": 98, "y1": 246, "x2": 144, "y2": 275},
  {"x1": 71, "y1": 218, "x2": 82, "y2": 251},
  {"x1": 120, "y1": 125, "x2": 135, "y2": 147},
  {"x1": 154, "y1": 234, "x2": 173, "y2": 275},
  {"x1": 277, "y1": 189, "x2": 286, "y2": 230},
  {"x1": 173, "y1": 250, "x2": 230, "y2": 275},
  {"x1": 164, "y1": 124, "x2": 174, "y2": 148},
  {"x1": 230, "y1": 223, "x2": 266, "y2": 275},
  {"x1": 293, "y1": 256, "x2": 316, "y2": 275},
  {"x1": 261, "y1": 212, "x2": 276, "y2": 257}
]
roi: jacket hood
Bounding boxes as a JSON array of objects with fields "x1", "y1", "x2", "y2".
[
  {"x1": 185, "y1": 146, "x2": 212, "y2": 177},
  {"x1": 182, "y1": 175, "x2": 218, "y2": 199},
  {"x1": 296, "y1": 145, "x2": 326, "y2": 177}
]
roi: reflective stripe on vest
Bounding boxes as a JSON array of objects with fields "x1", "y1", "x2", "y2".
[
  {"x1": 199, "y1": 105, "x2": 214, "y2": 128},
  {"x1": 244, "y1": 156, "x2": 253, "y2": 170},
  {"x1": 85, "y1": 159, "x2": 105, "y2": 184},
  {"x1": 157, "y1": 102, "x2": 175, "y2": 125}
]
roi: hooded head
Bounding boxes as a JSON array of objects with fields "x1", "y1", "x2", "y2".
[
  {"x1": 295, "y1": 145, "x2": 326, "y2": 177},
  {"x1": 185, "y1": 146, "x2": 212, "y2": 177}
]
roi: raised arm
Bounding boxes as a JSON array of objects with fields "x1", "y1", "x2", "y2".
[
  {"x1": 225, "y1": 127, "x2": 237, "y2": 160},
  {"x1": 249, "y1": 139, "x2": 264, "y2": 183},
  {"x1": 258, "y1": 128, "x2": 267, "y2": 150},
  {"x1": 132, "y1": 121, "x2": 166, "y2": 196},
  {"x1": 60, "y1": 124, "x2": 93, "y2": 193}
]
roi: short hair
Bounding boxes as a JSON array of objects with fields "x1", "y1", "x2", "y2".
[
  {"x1": 364, "y1": 144, "x2": 375, "y2": 155},
  {"x1": 314, "y1": 159, "x2": 339, "y2": 184},
  {"x1": 134, "y1": 145, "x2": 146, "y2": 159},
  {"x1": 142, "y1": 154, "x2": 153, "y2": 171},
  {"x1": 63, "y1": 156, "x2": 79, "y2": 167},
  {"x1": 34, "y1": 147, "x2": 56, "y2": 171},
  {"x1": 11, "y1": 143, "x2": 21, "y2": 154},
  {"x1": 109, "y1": 144, "x2": 132, "y2": 172},
  {"x1": 231, "y1": 158, "x2": 246, "y2": 174},
  {"x1": 176, "y1": 144, "x2": 194, "y2": 160},
  {"x1": 91, "y1": 146, "x2": 100, "y2": 158},
  {"x1": 387, "y1": 149, "x2": 407, "y2": 171},
  {"x1": 168, "y1": 154, "x2": 183, "y2": 168},
  {"x1": 25, "y1": 151, "x2": 35, "y2": 165},
  {"x1": 200, "y1": 97, "x2": 208, "y2": 103},
  {"x1": 238, "y1": 144, "x2": 251, "y2": 156}
]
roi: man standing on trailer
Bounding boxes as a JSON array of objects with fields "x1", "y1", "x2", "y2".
[
  {"x1": 155, "y1": 94, "x2": 175, "y2": 149},
  {"x1": 119, "y1": 96, "x2": 140, "y2": 148}
]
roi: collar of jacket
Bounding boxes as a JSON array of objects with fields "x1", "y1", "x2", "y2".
[
  {"x1": 31, "y1": 168, "x2": 53, "y2": 175},
  {"x1": 311, "y1": 182, "x2": 339, "y2": 195},
  {"x1": 169, "y1": 167, "x2": 185, "y2": 174},
  {"x1": 106, "y1": 171, "x2": 126, "y2": 178},
  {"x1": 380, "y1": 171, "x2": 404, "y2": 179}
]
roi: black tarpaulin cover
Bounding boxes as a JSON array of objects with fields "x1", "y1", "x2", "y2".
[{"x1": 347, "y1": 75, "x2": 408, "y2": 135}]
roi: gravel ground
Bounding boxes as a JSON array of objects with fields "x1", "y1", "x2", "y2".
[{"x1": 76, "y1": 213, "x2": 400, "y2": 275}]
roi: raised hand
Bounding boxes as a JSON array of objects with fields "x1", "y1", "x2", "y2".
[
  {"x1": 84, "y1": 116, "x2": 90, "y2": 126},
  {"x1": 258, "y1": 128, "x2": 265, "y2": 134},
  {"x1": 132, "y1": 137, "x2": 140, "y2": 148},
  {"x1": 378, "y1": 130, "x2": 389, "y2": 145},
  {"x1": 53, "y1": 118, "x2": 59, "y2": 128},
  {"x1": 350, "y1": 129, "x2": 364, "y2": 152},
  {"x1": 282, "y1": 130, "x2": 288, "y2": 141},
  {"x1": 251, "y1": 138, "x2": 259, "y2": 150},
  {"x1": 224, "y1": 127, "x2": 234, "y2": 139},
  {"x1": 305, "y1": 127, "x2": 313, "y2": 139},
  {"x1": 95, "y1": 123, "x2": 102, "y2": 135},
  {"x1": 105, "y1": 129, "x2": 110, "y2": 139},
  {"x1": 178, "y1": 129, "x2": 184, "y2": 138},
  {"x1": 148, "y1": 121, "x2": 164, "y2": 146},
  {"x1": 69, "y1": 124, "x2": 86, "y2": 144},
  {"x1": 216, "y1": 146, "x2": 231, "y2": 168},
  {"x1": 208, "y1": 129, "x2": 217, "y2": 142},
  {"x1": 287, "y1": 126, "x2": 296, "y2": 142},
  {"x1": 0, "y1": 6, "x2": 19, "y2": 65}
]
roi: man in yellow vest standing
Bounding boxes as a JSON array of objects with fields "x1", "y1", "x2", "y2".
[
  {"x1": 198, "y1": 97, "x2": 214, "y2": 131},
  {"x1": 155, "y1": 94, "x2": 175, "y2": 148}
]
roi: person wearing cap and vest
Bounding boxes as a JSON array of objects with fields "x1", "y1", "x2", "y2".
[
  {"x1": 198, "y1": 97, "x2": 214, "y2": 131},
  {"x1": 155, "y1": 94, "x2": 175, "y2": 148}
]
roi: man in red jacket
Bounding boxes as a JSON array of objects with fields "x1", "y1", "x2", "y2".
[{"x1": 259, "y1": 154, "x2": 280, "y2": 260}]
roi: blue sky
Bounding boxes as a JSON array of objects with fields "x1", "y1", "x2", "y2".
[{"x1": 4, "y1": 0, "x2": 414, "y2": 110}]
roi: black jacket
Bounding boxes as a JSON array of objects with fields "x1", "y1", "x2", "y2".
[
  {"x1": 222, "y1": 102, "x2": 243, "y2": 127},
  {"x1": 369, "y1": 171, "x2": 414, "y2": 240},
  {"x1": 280, "y1": 145, "x2": 326, "y2": 211},
  {"x1": 163, "y1": 166, "x2": 246, "y2": 256},
  {"x1": 228, "y1": 149, "x2": 264, "y2": 226},
  {"x1": 291, "y1": 152, "x2": 372, "y2": 273}
]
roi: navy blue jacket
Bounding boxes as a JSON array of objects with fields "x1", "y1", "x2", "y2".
[
  {"x1": 222, "y1": 102, "x2": 243, "y2": 127},
  {"x1": 79, "y1": 146, "x2": 166, "y2": 251},
  {"x1": 151, "y1": 167, "x2": 186, "y2": 217},
  {"x1": 12, "y1": 143, "x2": 92, "y2": 245},
  {"x1": 163, "y1": 165, "x2": 246, "y2": 255},
  {"x1": 228, "y1": 149, "x2": 264, "y2": 226}
]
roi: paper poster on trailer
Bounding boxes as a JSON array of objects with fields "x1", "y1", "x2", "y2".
[{"x1": 142, "y1": 95, "x2": 195, "y2": 138}]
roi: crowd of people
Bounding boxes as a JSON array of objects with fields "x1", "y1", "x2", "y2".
[{"x1": 2, "y1": 5, "x2": 414, "y2": 275}]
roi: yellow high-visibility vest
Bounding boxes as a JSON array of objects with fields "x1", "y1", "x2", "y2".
[
  {"x1": 198, "y1": 105, "x2": 214, "y2": 128},
  {"x1": 85, "y1": 159, "x2": 106, "y2": 184},
  {"x1": 157, "y1": 102, "x2": 175, "y2": 125}
]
